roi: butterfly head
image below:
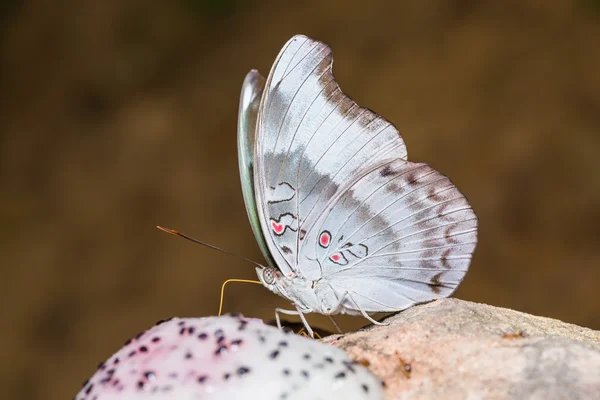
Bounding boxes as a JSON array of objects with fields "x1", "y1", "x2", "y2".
[
  {"x1": 256, "y1": 266, "x2": 280, "y2": 286},
  {"x1": 255, "y1": 266, "x2": 293, "y2": 298}
]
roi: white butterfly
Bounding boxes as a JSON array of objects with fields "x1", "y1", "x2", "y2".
[{"x1": 238, "y1": 35, "x2": 478, "y2": 337}]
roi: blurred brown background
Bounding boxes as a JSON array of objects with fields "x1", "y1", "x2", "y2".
[{"x1": 1, "y1": 1, "x2": 599, "y2": 399}]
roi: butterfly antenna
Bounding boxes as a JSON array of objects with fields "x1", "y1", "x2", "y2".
[{"x1": 156, "y1": 226, "x2": 266, "y2": 269}]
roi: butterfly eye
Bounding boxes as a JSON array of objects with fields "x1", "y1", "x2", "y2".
[{"x1": 262, "y1": 267, "x2": 276, "y2": 285}]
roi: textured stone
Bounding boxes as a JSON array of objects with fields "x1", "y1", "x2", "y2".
[{"x1": 322, "y1": 299, "x2": 600, "y2": 400}]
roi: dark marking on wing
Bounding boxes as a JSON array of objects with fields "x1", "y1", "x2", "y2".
[
  {"x1": 444, "y1": 225, "x2": 459, "y2": 244},
  {"x1": 406, "y1": 172, "x2": 419, "y2": 186},
  {"x1": 272, "y1": 212, "x2": 297, "y2": 222},
  {"x1": 441, "y1": 248, "x2": 452, "y2": 269},
  {"x1": 380, "y1": 165, "x2": 395, "y2": 177},
  {"x1": 388, "y1": 182, "x2": 400, "y2": 193},
  {"x1": 281, "y1": 246, "x2": 293, "y2": 254},
  {"x1": 422, "y1": 248, "x2": 437, "y2": 258},
  {"x1": 429, "y1": 272, "x2": 444, "y2": 294},
  {"x1": 299, "y1": 229, "x2": 307, "y2": 240},
  {"x1": 267, "y1": 182, "x2": 296, "y2": 204},
  {"x1": 427, "y1": 186, "x2": 443, "y2": 202},
  {"x1": 346, "y1": 243, "x2": 368, "y2": 258}
]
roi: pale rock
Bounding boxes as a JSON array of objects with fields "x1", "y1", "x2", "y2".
[{"x1": 322, "y1": 298, "x2": 600, "y2": 400}]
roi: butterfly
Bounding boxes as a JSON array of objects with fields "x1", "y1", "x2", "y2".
[{"x1": 238, "y1": 35, "x2": 478, "y2": 337}]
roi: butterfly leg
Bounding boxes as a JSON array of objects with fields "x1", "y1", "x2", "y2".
[
  {"x1": 275, "y1": 307, "x2": 314, "y2": 338},
  {"x1": 295, "y1": 306, "x2": 314, "y2": 338},
  {"x1": 328, "y1": 315, "x2": 342, "y2": 334},
  {"x1": 347, "y1": 291, "x2": 388, "y2": 326}
]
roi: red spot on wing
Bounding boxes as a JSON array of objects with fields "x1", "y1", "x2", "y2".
[
  {"x1": 271, "y1": 221, "x2": 284, "y2": 234},
  {"x1": 331, "y1": 254, "x2": 340, "y2": 262},
  {"x1": 319, "y1": 231, "x2": 331, "y2": 247}
]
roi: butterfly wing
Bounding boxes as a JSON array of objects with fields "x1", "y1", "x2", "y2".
[
  {"x1": 254, "y1": 35, "x2": 407, "y2": 276},
  {"x1": 302, "y1": 159, "x2": 478, "y2": 312},
  {"x1": 237, "y1": 70, "x2": 276, "y2": 267}
]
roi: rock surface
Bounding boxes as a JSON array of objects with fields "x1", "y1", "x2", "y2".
[{"x1": 322, "y1": 299, "x2": 600, "y2": 400}]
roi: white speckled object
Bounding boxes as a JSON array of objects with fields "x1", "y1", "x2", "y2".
[{"x1": 75, "y1": 314, "x2": 384, "y2": 399}]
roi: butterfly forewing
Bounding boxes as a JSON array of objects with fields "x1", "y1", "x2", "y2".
[{"x1": 255, "y1": 35, "x2": 408, "y2": 276}]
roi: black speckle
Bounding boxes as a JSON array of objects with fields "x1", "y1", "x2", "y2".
[
  {"x1": 229, "y1": 312, "x2": 242, "y2": 318},
  {"x1": 81, "y1": 379, "x2": 90, "y2": 388},
  {"x1": 124, "y1": 338, "x2": 133, "y2": 346},
  {"x1": 179, "y1": 327, "x2": 186, "y2": 335},
  {"x1": 270, "y1": 350, "x2": 280, "y2": 359},
  {"x1": 135, "y1": 331, "x2": 145, "y2": 340},
  {"x1": 178, "y1": 321, "x2": 185, "y2": 326},
  {"x1": 335, "y1": 371, "x2": 346, "y2": 379},
  {"x1": 301, "y1": 370, "x2": 309, "y2": 379},
  {"x1": 155, "y1": 319, "x2": 167, "y2": 325},
  {"x1": 106, "y1": 369, "x2": 115, "y2": 376},
  {"x1": 188, "y1": 326, "x2": 196, "y2": 334},
  {"x1": 237, "y1": 366, "x2": 250, "y2": 376},
  {"x1": 151, "y1": 337, "x2": 161, "y2": 343},
  {"x1": 223, "y1": 373, "x2": 231, "y2": 381},
  {"x1": 198, "y1": 332, "x2": 208, "y2": 340},
  {"x1": 258, "y1": 335, "x2": 266, "y2": 343},
  {"x1": 324, "y1": 356, "x2": 334, "y2": 363},
  {"x1": 362, "y1": 383, "x2": 369, "y2": 393},
  {"x1": 139, "y1": 346, "x2": 148, "y2": 353},
  {"x1": 343, "y1": 360, "x2": 356, "y2": 373},
  {"x1": 128, "y1": 350, "x2": 136, "y2": 357},
  {"x1": 302, "y1": 353, "x2": 311, "y2": 360},
  {"x1": 198, "y1": 375, "x2": 207, "y2": 383},
  {"x1": 137, "y1": 381, "x2": 145, "y2": 389},
  {"x1": 97, "y1": 361, "x2": 106, "y2": 370},
  {"x1": 281, "y1": 245, "x2": 292, "y2": 254},
  {"x1": 113, "y1": 357, "x2": 120, "y2": 365},
  {"x1": 231, "y1": 339, "x2": 243, "y2": 347},
  {"x1": 278, "y1": 340, "x2": 288, "y2": 347},
  {"x1": 215, "y1": 328, "x2": 224, "y2": 338},
  {"x1": 185, "y1": 352, "x2": 192, "y2": 359},
  {"x1": 238, "y1": 320, "x2": 248, "y2": 331},
  {"x1": 217, "y1": 336, "x2": 226, "y2": 344},
  {"x1": 99, "y1": 377, "x2": 111, "y2": 385},
  {"x1": 215, "y1": 345, "x2": 227, "y2": 355},
  {"x1": 282, "y1": 368, "x2": 290, "y2": 376}
]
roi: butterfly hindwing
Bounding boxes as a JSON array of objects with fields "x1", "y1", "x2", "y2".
[{"x1": 303, "y1": 159, "x2": 478, "y2": 312}]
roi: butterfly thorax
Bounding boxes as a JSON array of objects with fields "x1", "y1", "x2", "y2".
[{"x1": 256, "y1": 267, "x2": 342, "y2": 315}]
